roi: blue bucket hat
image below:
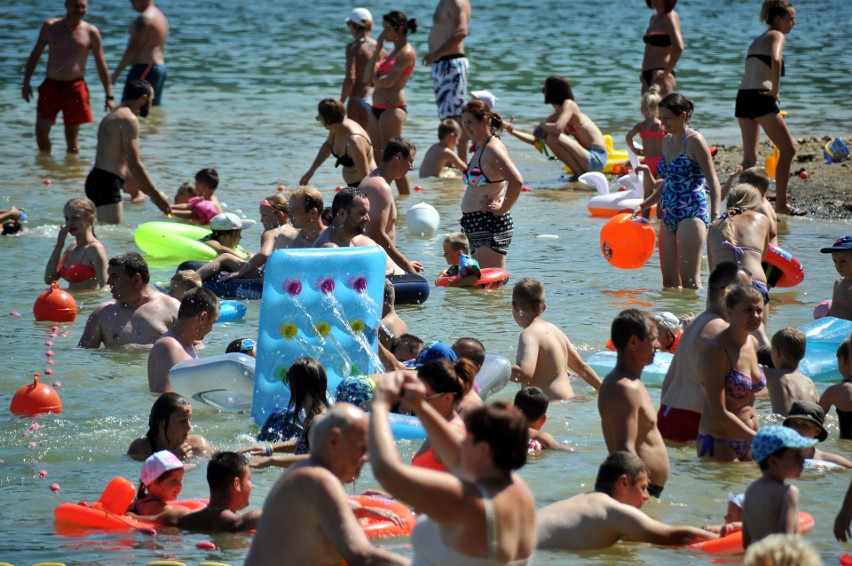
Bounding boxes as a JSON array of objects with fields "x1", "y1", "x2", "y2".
[
  {"x1": 752, "y1": 425, "x2": 817, "y2": 464},
  {"x1": 404, "y1": 340, "x2": 457, "y2": 368}
]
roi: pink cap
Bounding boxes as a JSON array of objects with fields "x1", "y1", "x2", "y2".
[{"x1": 141, "y1": 450, "x2": 184, "y2": 486}]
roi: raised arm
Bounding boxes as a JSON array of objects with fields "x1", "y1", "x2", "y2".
[
  {"x1": 373, "y1": 45, "x2": 415, "y2": 89},
  {"x1": 44, "y1": 226, "x2": 70, "y2": 284},
  {"x1": 699, "y1": 342, "x2": 756, "y2": 439},
  {"x1": 504, "y1": 117, "x2": 537, "y2": 146}
]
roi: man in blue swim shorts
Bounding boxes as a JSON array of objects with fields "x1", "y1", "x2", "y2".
[
  {"x1": 424, "y1": 0, "x2": 471, "y2": 159},
  {"x1": 112, "y1": 0, "x2": 169, "y2": 106}
]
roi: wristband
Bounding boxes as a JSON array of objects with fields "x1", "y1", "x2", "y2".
[{"x1": 264, "y1": 443, "x2": 272, "y2": 456}]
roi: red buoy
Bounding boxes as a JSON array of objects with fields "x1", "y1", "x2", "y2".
[
  {"x1": 33, "y1": 282, "x2": 77, "y2": 322},
  {"x1": 10, "y1": 373, "x2": 62, "y2": 416}
]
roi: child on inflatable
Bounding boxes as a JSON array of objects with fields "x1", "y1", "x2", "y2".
[
  {"x1": 782, "y1": 401, "x2": 852, "y2": 469},
  {"x1": 436, "y1": 232, "x2": 481, "y2": 287},
  {"x1": 514, "y1": 386, "x2": 574, "y2": 453},
  {"x1": 820, "y1": 235, "x2": 852, "y2": 321},
  {"x1": 742, "y1": 426, "x2": 816, "y2": 548},
  {"x1": 168, "y1": 181, "x2": 218, "y2": 226},
  {"x1": 818, "y1": 338, "x2": 852, "y2": 439},
  {"x1": 129, "y1": 450, "x2": 185, "y2": 515},
  {"x1": 201, "y1": 213, "x2": 256, "y2": 257},
  {"x1": 419, "y1": 119, "x2": 467, "y2": 178},
  {"x1": 701, "y1": 492, "x2": 744, "y2": 537},
  {"x1": 765, "y1": 328, "x2": 818, "y2": 416}
]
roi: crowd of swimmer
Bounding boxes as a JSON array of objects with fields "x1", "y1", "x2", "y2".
[{"x1": 7, "y1": 0, "x2": 852, "y2": 563}]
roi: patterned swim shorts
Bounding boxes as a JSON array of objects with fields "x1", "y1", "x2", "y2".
[
  {"x1": 460, "y1": 210, "x2": 514, "y2": 255},
  {"x1": 431, "y1": 55, "x2": 469, "y2": 119}
]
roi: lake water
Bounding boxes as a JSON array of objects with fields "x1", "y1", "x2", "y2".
[{"x1": 1, "y1": 0, "x2": 851, "y2": 564}]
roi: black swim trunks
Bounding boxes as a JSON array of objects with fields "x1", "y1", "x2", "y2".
[
  {"x1": 647, "y1": 482, "x2": 665, "y2": 499},
  {"x1": 460, "y1": 210, "x2": 514, "y2": 255},
  {"x1": 85, "y1": 167, "x2": 125, "y2": 207},
  {"x1": 734, "y1": 89, "x2": 780, "y2": 120}
]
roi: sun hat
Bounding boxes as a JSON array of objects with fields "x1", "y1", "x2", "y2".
[
  {"x1": 783, "y1": 401, "x2": 829, "y2": 442},
  {"x1": 471, "y1": 90, "x2": 498, "y2": 109},
  {"x1": 727, "y1": 492, "x2": 745, "y2": 509},
  {"x1": 653, "y1": 311, "x2": 680, "y2": 332},
  {"x1": 404, "y1": 340, "x2": 457, "y2": 368},
  {"x1": 345, "y1": 7, "x2": 373, "y2": 27},
  {"x1": 210, "y1": 212, "x2": 255, "y2": 231},
  {"x1": 820, "y1": 235, "x2": 852, "y2": 253},
  {"x1": 752, "y1": 425, "x2": 817, "y2": 464},
  {"x1": 141, "y1": 450, "x2": 184, "y2": 486}
]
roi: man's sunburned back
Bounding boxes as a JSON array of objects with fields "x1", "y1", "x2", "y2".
[
  {"x1": 130, "y1": 6, "x2": 168, "y2": 65},
  {"x1": 94, "y1": 107, "x2": 136, "y2": 179},
  {"x1": 661, "y1": 310, "x2": 725, "y2": 412},
  {"x1": 523, "y1": 319, "x2": 574, "y2": 400},
  {"x1": 43, "y1": 18, "x2": 96, "y2": 80}
]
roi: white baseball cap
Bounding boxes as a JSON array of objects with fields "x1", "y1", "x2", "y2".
[
  {"x1": 141, "y1": 450, "x2": 184, "y2": 486},
  {"x1": 471, "y1": 90, "x2": 499, "y2": 109},
  {"x1": 345, "y1": 8, "x2": 373, "y2": 27},
  {"x1": 210, "y1": 212, "x2": 255, "y2": 231}
]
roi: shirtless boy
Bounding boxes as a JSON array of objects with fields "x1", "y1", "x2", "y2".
[
  {"x1": 821, "y1": 235, "x2": 852, "y2": 320},
  {"x1": 419, "y1": 119, "x2": 468, "y2": 177},
  {"x1": 599, "y1": 309, "x2": 669, "y2": 497},
  {"x1": 147, "y1": 288, "x2": 219, "y2": 393},
  {"x1": 510, "y1": 278, "x2": 602, "y2": 400},
  {"x1": 514, "y1": 386, "x2": 573, "y2": 452},
  {"x1": 22, "y1": 0, "x2": 114, "y2": 153},
  {"x1": 112, "y1": 0, "x2": 169, "y2": 106},
  {"x1": 742, "y1": 426, "x2": 816, "y2": 548},
  {"x1": 85, "y1": 79, "x2": 171, "y2": 224},
  {"x1": 78, "y1": 252, "x2": 179, "y2": 349},
  {"x1": 765, "y1": 327, "x2": 818, "y2": 416},
  {"x1": 536, "y1": 452, "x2": 714, "y2": 550}
]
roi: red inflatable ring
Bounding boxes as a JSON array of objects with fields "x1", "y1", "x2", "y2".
[
  {"x1": 351, "y1": 494, "x2": 415, "y2": 538},
  {"x1": 762, "y1": 244, "x2": 804, "y2": 288},
  {"x1": 435, "y1": 267, "x2": 510, "y2": 290}
]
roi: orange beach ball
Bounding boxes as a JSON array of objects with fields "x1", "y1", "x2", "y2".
[{"x1": 600, "y1": 213, "x2": 656, "y2": 269}]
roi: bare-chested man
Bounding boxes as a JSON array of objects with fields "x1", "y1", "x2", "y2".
[
  {"x1": 658, "y1": 262, "x2": 753, "y2": 443},
  {"x1": 536, "y1": 452, "x2": 714, "y2": 551},
  {"x1": 84, "y1": 79, "x2": 171, "y2": 224},
  {"x1": 424, "y1": 0, "x2": 471, "y2": 160},
  {"x1": 315, "y1": 187, "x2": 405, "y2": 276},
  {"x1": 245, "y1": 404, "x2": 408, "y2": 566},
  {"x1": 360, "y1": 137, "x2": 423, "y2": 274},
  {"x1": 22, "y1": 0, "x2": 114, "y2": 154},
  {"x1": 599, "y1": 309, "x2": 670, "y2": 498},
  {"x1": 201, "y1": 187, "x2": 326, "y2": 282},
  {"x1": 148, "y1": 288, "x2": 219, "y2": 393},
  {"x1": 112, "y1": 0, "x2": 169, "y2": 106},
  {"x1": 78, "y1": 252, "x2": 179, "y2": 349}
]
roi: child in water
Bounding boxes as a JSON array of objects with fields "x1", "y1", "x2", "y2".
[
  {"x1": 437, "y1": 232, "x2": 481, "y2": 287},
  {"x1": 419, "y1": 119, "x2": 468, "y2": 178},
  {"x1": 130, "y1": 450, "x2": 185, "y2": 515},
  {"x1": 168, "y1": 269, "x2": 202, "y2": 301},
  {"x1": 128, "y1": 392, "x2": 213, "y2": 461},
  {"x1": 820, "y1": 236, "x2": 852, "y2": 320},
  {"x1": 625, "y1": 85, "x2": 665, "y2": 177},
  {"x1": 819, "y1": 338, "x2": 852, "y2": 440}
]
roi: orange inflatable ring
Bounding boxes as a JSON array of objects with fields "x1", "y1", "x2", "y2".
[
  {"x1": 435, "y1": 267, "x2": 510, "y2": 290},
  {"x1": 688, "y1": 512, "x2": 814, "y2": 555},
  {"x1": 54, "y1": 476, "x2": 207, "y2": 532},
  {"x1": 762, "y1": 244, "x2": 804, "y2": 288},
  {"x1": 351, "y1": 494, "x2": 415, "y2": 539},
  {"x1": 600, "y1": 213, "x2": 656, "y2": 270}
]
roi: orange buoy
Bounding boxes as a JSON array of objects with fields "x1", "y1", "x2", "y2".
[
  {"x1": 10, "y1": 373, "x2": 62, "y2": 416},
  {"x1": 600, "y1": 213, "x2": 656, "y2": 269},
  {"x1": 33, "y1": 281, "x2": 77, "y2": 322}
]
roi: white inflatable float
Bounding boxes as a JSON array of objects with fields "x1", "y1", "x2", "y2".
[
  {"x1": 406, "y1": 202, "x2": 440, "y2": 239},
  {"x1": 170, "y1": 352, "x2": 255, "y2": 411}
]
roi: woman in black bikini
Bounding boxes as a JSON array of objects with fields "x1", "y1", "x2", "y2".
[
  {"x1": 736, "y1": 0, "x2": 798, "y2": 216},
  {"x1": 300, "y1": 98, "x2": 375, "y2": 189},
  {"x1": 641, "y1": 0, "x2": 683, "y2": 96}
]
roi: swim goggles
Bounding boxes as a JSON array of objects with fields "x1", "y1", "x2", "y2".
[{"x1": 239, "y1": 338, "x2": 256, "y2": 353}]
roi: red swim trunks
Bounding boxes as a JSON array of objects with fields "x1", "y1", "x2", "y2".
[
  {"x1": 37, "y1": 78, "x2": 93, "y2": 126},
  {"x1": 657, "y1": 404, "x2": 701, "y2": 443}
]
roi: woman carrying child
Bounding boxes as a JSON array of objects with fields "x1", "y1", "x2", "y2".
[
  {"x1": 697, "y1": 283, "x2": 765, "y2": 462},
  {"x1": 44, "y1": 198, "x2": 108, "y2": 291},
  {"x1": 130, "y1": 450, "x2": 185, "y2": 515},
  {"x1": 300, "y1": 98, "x2": 376, "y2": 189},
  {"x1": 633, "y1": 93, "x2": 720, "y2": 289},
  {"x1": 128, "y1": 392, "x2": 213, "y2": 461}
]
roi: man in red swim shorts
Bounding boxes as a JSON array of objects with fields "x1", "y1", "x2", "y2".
[{"x1": 22, "y1": 0, "x2": 114, "y2": 154}]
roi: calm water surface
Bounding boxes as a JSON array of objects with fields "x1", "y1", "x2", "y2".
[{"x1": 1, "y1": 0, "x2": 851, "y2": 564}]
